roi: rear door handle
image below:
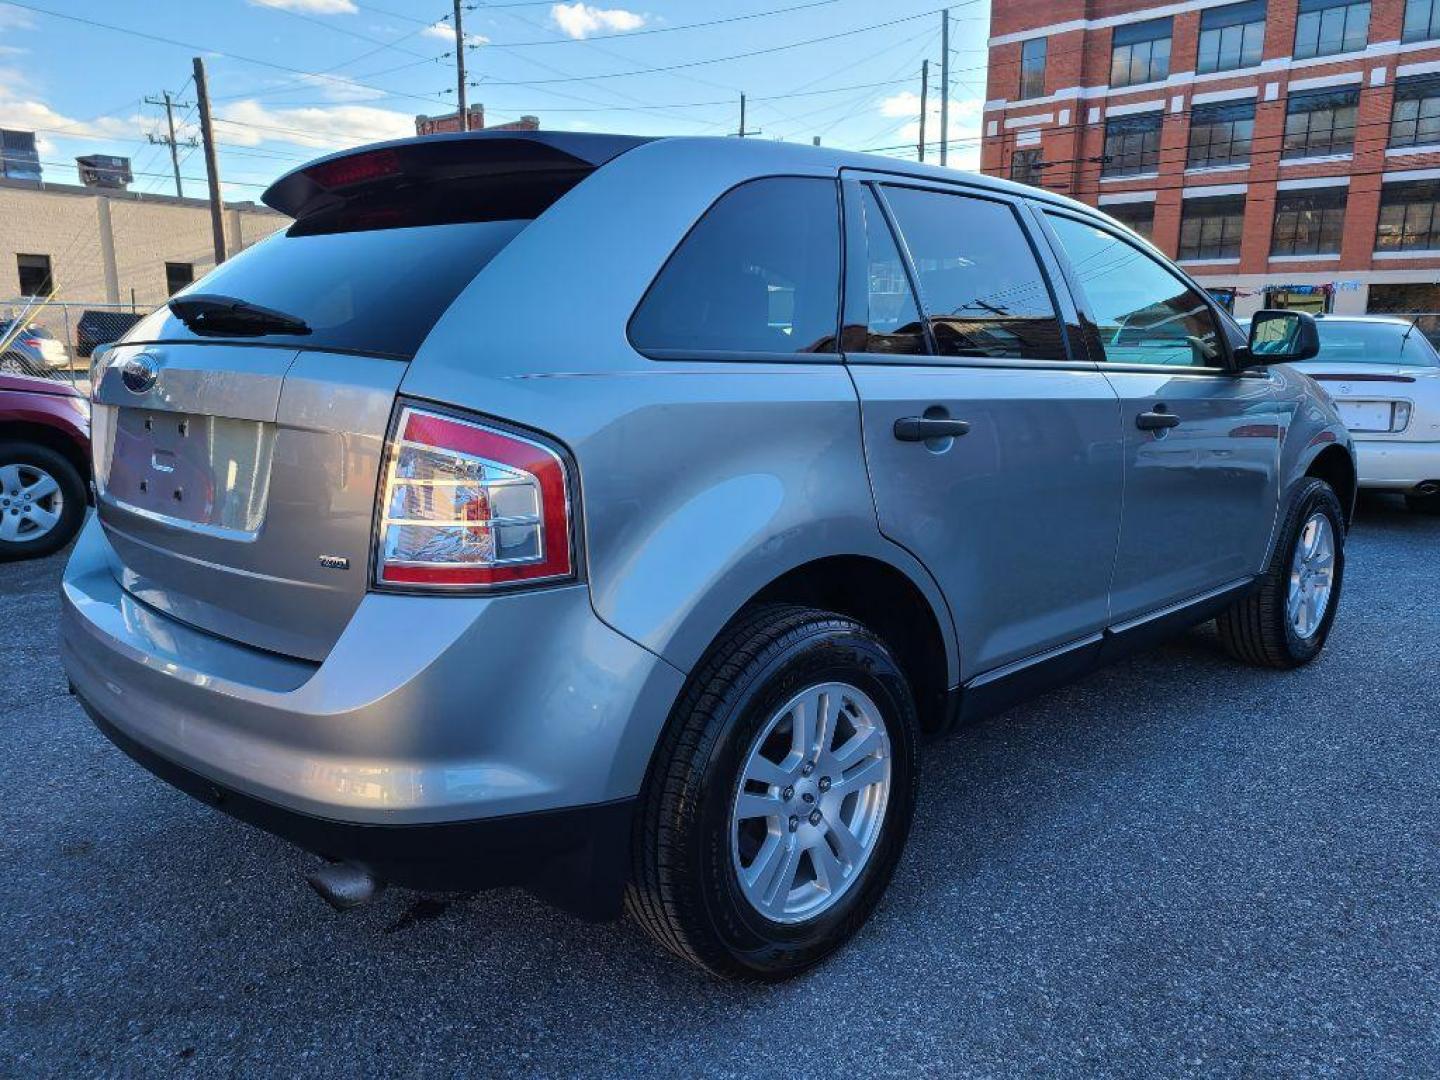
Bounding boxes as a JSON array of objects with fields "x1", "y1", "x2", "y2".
[
  {"x1": 893, "y1": 417, "x2": 971, "y2": 442},
  {"x1": 1136, "y1": 408, "x2": 1181, "y2": 431}
]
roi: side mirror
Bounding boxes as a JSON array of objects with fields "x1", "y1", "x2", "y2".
[{"x1": 1240, "y1": 309, "x2": 1320, "y2": 367}]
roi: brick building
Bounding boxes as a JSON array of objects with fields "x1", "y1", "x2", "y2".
[
  {"x1": 415, "y1": 106, "x2": 540, "y2": 137},
  {"x1": 0, "y1": 177, "x2": 287, "y2": 308},
  {"x1": 980, "y1": 0, "x2": 1440, "y2": 319}
]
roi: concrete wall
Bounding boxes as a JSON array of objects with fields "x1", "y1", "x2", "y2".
[{"x1": 0, "y1": 180, "x2": 287, "y2": 307}]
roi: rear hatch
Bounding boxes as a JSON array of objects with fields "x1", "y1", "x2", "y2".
[
  {"x1": 91, "y1": 132, "x2": 646, "y2": 660},
  {"x1": 1295, "y1": 361, "x2": 1440, "y2": 440}
]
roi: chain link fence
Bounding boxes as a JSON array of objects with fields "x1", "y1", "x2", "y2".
[{"x1": 1, "y1": 299, "x2": 149, "y2": 392}]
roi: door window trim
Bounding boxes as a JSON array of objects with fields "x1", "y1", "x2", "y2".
[
  {"x1": 838, "y1": 169, "x2": 1094, "y2": 370},
  {"x1": 625, "y1": 173, "x2": 846, "y2": 365},
  {"x1": 1032, "y1": 206, "x2": 1242, "y2": 375}
]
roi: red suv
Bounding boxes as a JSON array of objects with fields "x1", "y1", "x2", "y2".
[{"x1": 0, "y1": 370, "x2": 89, "y2": 559}]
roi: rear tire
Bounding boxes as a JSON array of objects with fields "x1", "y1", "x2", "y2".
[
  {"x1": 626, "y1": 604, "x2": 919, "y2": 981},
  {"x1": 1404, "y1": 492, "x2": 1440, "y2": 515},
  {"x1": 1216, "y1": 477, "x2": 1344, "y2": 669},
  {"x1": 0, "y1": 442, "x2": 86, "y2": 561}
]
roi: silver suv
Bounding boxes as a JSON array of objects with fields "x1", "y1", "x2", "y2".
[{"x1": 62, "y1": 133, "x2": 1355, "y2": 980}]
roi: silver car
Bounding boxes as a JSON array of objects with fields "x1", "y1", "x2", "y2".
[{"x1": 62, "y1": 133, "x2": 1355, "y2": 980}]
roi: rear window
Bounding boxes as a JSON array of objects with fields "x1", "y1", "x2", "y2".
[
  {"x1": 1313, "y1": 320, "x2": 1440, "y2": 366},
  {"x1": 127, "y1": 219, "x2": 530, "y2": 359}
]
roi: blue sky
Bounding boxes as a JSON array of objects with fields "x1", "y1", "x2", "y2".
[{"x1": 0, "y1": 0, "x2": 990, "y2": 203}]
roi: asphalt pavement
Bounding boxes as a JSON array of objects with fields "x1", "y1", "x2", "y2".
[{"x1": 3, "y1": 497, "x2": 1438, "y2": 1077}]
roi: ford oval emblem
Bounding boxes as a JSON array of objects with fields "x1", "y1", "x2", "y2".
[{"x1": 121, "y1": 353, "x2": 160, "y2": 394}]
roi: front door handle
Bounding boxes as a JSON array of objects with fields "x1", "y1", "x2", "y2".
[
  {"x1": 894, "y1": 417, "x2": 971, "y2": 442},
  {"x1": 1136, "y1": 408, "x2": 1181, "y2": 431}
]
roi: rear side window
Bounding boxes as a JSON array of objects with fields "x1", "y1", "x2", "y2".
[
  {"x1": 629, "y1": 177, "x2": 841, "y2": 357},
  {"x1": 880, "y1": 185, "x2": 1065, "y2": 360},
  {"x1": 843, "y1": 184, "x2": 927, "y2": 355},
  {"x1": 131, "y1": 219, "x2": 529, "y2": 359}
]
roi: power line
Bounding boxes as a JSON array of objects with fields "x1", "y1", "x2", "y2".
[
  {"x1": 459, "y1": 6, "x2": 976, "y2": 87},
  {"x1": 484, "y1": 0, "x2": 843, "y2": 47},
  {"x1": 1, "y1": 1, "x2": 456, "y2": 111}
]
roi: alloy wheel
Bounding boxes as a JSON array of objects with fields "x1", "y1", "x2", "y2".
[
  {"x1": 1288, "y1": 511, "x2": 1335, "y2": 640},
  {"x1": 0, "y1": 463, "x2": 65, "y2": 543},
  {"x1": 730, "y1": 682, "x2": 892, "y2": 924}
]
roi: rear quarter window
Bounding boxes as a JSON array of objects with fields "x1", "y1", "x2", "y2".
[{"x1": 629, "y1": 176, "x2": 842, "y2": 358}]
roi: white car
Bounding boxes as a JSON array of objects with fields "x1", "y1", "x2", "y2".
[{"x1": 1288, "y1": 315, "x2": 1440, "y2": 514}]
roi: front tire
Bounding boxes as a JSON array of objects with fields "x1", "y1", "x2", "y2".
[
  {"x1": 1404, "y1": 492, "x2": 1440, "y2": 515},
  {"x1": 1216, "y1": 477, "x2": 1344, "y2": 668},
  {"x1": 626, "y1": 604, "x2": 919, "y2": 981}
]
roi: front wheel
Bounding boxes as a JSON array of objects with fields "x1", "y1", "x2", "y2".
[
  {"x1": 626, "y1": 604, "x2": 919, "y2": 981},
  {"x1": 1405, "y1": 491, "x2": 1440, "y2": 515},
  {"x1": 1216, "y1": 477, "x2": 1345, "y2": 668}
]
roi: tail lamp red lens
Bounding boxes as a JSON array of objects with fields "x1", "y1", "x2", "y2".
[{"x1": 376, "y1": 407, "x2": 573, "y2": 589}]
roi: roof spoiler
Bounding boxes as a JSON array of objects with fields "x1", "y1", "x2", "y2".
[{"x1": 262, "y1": 131, "x2": 652, "y2": 221}]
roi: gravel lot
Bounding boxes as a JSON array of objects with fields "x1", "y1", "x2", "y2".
[{"x1": 3, "y1": 497, "x2": 1438, "y2": 1077}]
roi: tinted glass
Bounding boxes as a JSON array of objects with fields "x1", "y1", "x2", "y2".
[
  {"x1": 1047, "y1": 215, "x2": 1223, "y2": 367},
  {"x1": 130, "y1": 220, "x2": 528, "y2": 358},
  {"x1": 1314, "y1": 320, "x2": 1440, "y2": 364},
  {"x1": 882, "y1": 186, "x2": 1064, "y2": 360},
  {"x1": 844, "y1": 185, "x2": 926, "y2": 355},
  {"x1": 630, "y1": 177, "x2": 840, "y2": 356}
]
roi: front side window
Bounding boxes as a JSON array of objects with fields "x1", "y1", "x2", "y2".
[
  {"x1": 1111, "y1": 18, "x2": 1172, "y2": 88},
  {"x1": 1187, "y1": 101, "x2": 1256, "y2": 168},
  {"x1": 1390, "y1": 74, "x2": 1440, "y2": 148},
  {"x1": 1197, "y1": 0, "x2": 1268, "y2": 74},
  {"x1": 1178, "y1": 195, "x2": 1247, "y2": 260},
  {"x1": 1271, "y1": 187, "x2": 1348, "y2": 256},
  {"x1": 1104, "y1": 201, "x2": 1156, "y2": 239},
  {"x1": 630, "y1": 177, "x2": 840, "y2": 356},
  {"x1": 1404, "y1": 0, "x2": 1440, "y2": 41},
  {"x1": 1019, "y1": 38, "x2": 1047, "y2": 99},
  {"x1": 1047, "y1": 214, "x2": 1223, "y2": 368},
  {"x1": 1283, "y1": 87, "x2": 1358, "y2": 158},
  {"x1": 843, "y1": 185, "x2": 927, "y2": 356},
  {"x1": 1294, "y1": 0, "x2": 1371, "y2": 58},
  {"x1": 1376, "y1": 179, "x2": 1440, "y2": 252},
  {"x1": 1104, "y1": 113, "x2": 1163, "y2": 177},
  {"x1": 880, "y1": 185, "x2": 1064, "y2": 361}
]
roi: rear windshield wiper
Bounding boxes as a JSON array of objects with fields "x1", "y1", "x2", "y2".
[{"x1": 168, "y1": 293, "x2": 311, "y2": 337}]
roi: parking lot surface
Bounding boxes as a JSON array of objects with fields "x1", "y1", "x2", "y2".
[{"x1": 3, "y1": 498, "x2": 1438, "y2": 1077}]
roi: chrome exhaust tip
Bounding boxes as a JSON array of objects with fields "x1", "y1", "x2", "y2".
[{"x1": 306, "y1": 861, "x2": 384, "y2": 911}]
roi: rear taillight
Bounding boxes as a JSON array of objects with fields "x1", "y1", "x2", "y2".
[{"x1": 376, "y1": 406, "x2": 573, "y2": 589}]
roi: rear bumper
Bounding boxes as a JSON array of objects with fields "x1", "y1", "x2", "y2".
[
  {"x1": 1353, "y1": 439, "x2": 1440, "y2": 490},
  {"x1": 60, "y1": 517, "x2": 685, "y2": 914},
  {"x1": 82, "y1": 695, "x2": 635, "y2": 918}
]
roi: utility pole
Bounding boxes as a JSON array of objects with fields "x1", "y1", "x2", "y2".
[
  {"x1": 192, "y1": 57, "x2": 227, "y2": 265},
  {"x1": 454, "y1": 0, "x2": 469, "y2": 131},
  {"x1": 735, "y1": 94, "x2": 759, "y2": 138},
  {"x1": 918, "y1": 59, "x2": 929, "y2": 162},
  {"x1": 940, "y1": 8, "x2": 950, "y2": 166},
  {"x1": 144, "y1": 89, "x2": 197, "y2": 199}
]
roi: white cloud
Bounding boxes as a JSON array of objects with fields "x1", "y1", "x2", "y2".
[
  {"x1": 0, "y1": 7, "x2": 35, "y2": 30},
  {"x1": 877, "y1": 91, "x2": 984, "y2": 168},
  {"x1": 550, "y1": 3, "x2": 646, "y2": 39},
  {"x1": 215, "y1": 100, "x2": 416, "y2": 150},
  {"x1": 248, "y1": 0, "x2": 358, "y2": 14},
  {"x1": 291, "y1": 72, "x2": 385, "y2": 102},
  {"x1": 421, "y1": 22, "x2": 488, "y2": 46}
]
